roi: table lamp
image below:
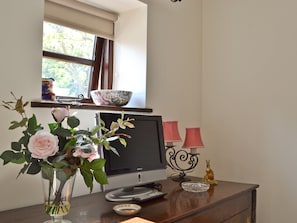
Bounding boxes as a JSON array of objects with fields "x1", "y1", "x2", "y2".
[
  {"x1": 182, "y1": 127, "x2": 204, "y2": 154},
  {"x1": 163, "y1": 122, "x2": 204, "y2": 182},
  {"x1": 163, "y1": 121, "x2": 182, "y2": 146}
]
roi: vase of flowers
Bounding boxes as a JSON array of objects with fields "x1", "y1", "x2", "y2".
[
  {"x1": 0, "y1": 92, "x2": 134, "y2": 223},
  {"x1": 42, "y1": 167, "x2": 76, "y2": 223}
]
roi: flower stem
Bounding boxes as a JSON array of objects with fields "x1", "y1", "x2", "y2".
[{"x1": 45, "y1": 179, "x2": 67, "y2": 215}]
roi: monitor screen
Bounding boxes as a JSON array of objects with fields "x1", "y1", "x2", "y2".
[{"x1": 96, "y1": 112, "x2": 167, "y2": 201}]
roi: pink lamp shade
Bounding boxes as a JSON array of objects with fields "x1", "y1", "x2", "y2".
[
  {"x1": 182, "y1": 128, "x2": 204, "y2": 149},
  {"x1": 163, "y1": 121, "x2": 182, "y2": 143}
]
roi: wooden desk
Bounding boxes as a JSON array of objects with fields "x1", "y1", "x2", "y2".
[{"x1": 0, "y1": 178, "x2": 258, "y2": 223}]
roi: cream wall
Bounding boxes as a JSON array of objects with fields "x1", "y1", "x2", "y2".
[
  {"x1": 142, "y1": 0, "x2": 202, "y2": 131},
  {"x1": 114, "y1": 4, "x2": 148, "y2": 108},
  {"x1": 140, "y1": 0, "x2": 203, "y2": 177},
  {"x1": 202, "y1": 0, "x2": 297, "y2": 222},
  {"x1": 0, "y1": 0, "x2": 202, "y2": 211}
]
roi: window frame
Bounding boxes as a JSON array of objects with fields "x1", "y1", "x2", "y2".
[{"x1": 42, "y1": 33, "x2": 114, "y2": 103}]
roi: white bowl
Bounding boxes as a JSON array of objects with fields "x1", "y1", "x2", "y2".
[
  {"x1": 90, "y1": 90, "x2": 132, "y2": 106},
  {"x1": 181, "y1": 181, "x2": 210, "y2": 193},
  {"x1": 113, "y1": 203, "x2": 141, "y2": 216}
]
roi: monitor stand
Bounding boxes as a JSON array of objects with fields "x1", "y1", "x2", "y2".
[{"x1": 105, "y1": 186, "x2": 155, "y2": 202}]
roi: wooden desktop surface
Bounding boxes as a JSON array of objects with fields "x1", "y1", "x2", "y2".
[{"x1": 0, "y1": 177, "x2": 259, "y2": 223}]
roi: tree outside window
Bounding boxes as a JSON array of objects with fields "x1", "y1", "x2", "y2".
[{"x1": 42, "y1": 21, "x2": 113, "y2": 101}]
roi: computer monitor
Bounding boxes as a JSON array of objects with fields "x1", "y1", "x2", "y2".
[{"x1": 96, "y1": 112, "x2": 167, "y2": 201}]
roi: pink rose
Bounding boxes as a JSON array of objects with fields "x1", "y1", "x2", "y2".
[
  {"x1": 73, "y1": 145, "x2": 100, "y2": 162},
  {"x1": 51, "y1": 107, "x2": 68, "y2": 123},
  {"x1": 28, "y1": 130, "x2": 59, "y2": 159},
  {"x1": 87, "y1": 150, "x2": 100, "y2": 162}
]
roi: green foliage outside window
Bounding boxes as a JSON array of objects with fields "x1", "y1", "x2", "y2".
[{"x1": 42, "y1": 22, "x2": 96, "y2": 98}]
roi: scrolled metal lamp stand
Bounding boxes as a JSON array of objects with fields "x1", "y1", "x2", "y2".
[{"x1": 166, "y1": 145, "x2": 199, "y2": 182}]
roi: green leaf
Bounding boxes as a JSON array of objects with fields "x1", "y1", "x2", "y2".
[
  {"x1": 1, "y1": 104, "x2": 11, "y2": 110},
  {"x1": 92, "y1": 137, "x2": 100, "y2": 145},
  {"x1": 19, "y1": 134, "x2": 30, "y2": 147},
  {"x1": 109, "y1": 146, "x2": 120, "y2": 156},
  {"x1": 124, "y1": 121, "x2": 135, "y2": 129},
  {"x1": 28, "y1": 114, "x2": 37, "y2": 126},
  {"x1": 102, "y1": 141, "x2": 111, "y2": 150},
  {"x1": 90, "y1": 125, "x2": 100, "y2": 136},
  {"x1": 23, "y1": 101, "x2": 29, "y2": 107},
  {"x1": 27, "y1": 115, "x2": 41, "y2": 134},
  {"x1": 8, "y1": 121, "x2": 19, "y2": 130},
  {"x1": 48, "y1": 122, "x2": 58, "y2": 132},
  {"x1": 0, "y1": 150, "x2": 25, "y2": 164},
  {"x1": 90, "y1": 158, "x2": 106, "y2": 170},
  {"x1": 9, "y1": 119, "x2": 27, "y2": 130},
  {"x1": 27, "y1": 160, "x2": 41, "y2": 175},
  {"x1": 90, "y1": 159, "x2": 108, "y2": 185},
  {"x1": 11, "y1": 141, "x2": 22, "y2": 151},
  {"x1": 24, "y1": 150, "x2": 32, "y2": 163},
  {"x1": 15, "y1": 96, "x2": 26, "y2": 114},
  {"x1": 94, "y1": 169, "x2": 108, "y2": 185},
  {"x1": 117, "y1": 118, "x2": 125, "y2": 129},
  {"x1": 54, "y1": 127, "x2": 71, "y2": 137},
  {"x1": 119, "y1": 138, "x2": 127, "y2": 147},
  {"x1": 41, "y1": 164, "x2": 54, "y2": 180},
  {"x1": 17, "y1": 163, "x2": 30, "y2": 178},
  {"x1": 67, "y1": 116, "x2": 80, "y2": 129},
  {"x1": 80, "y1": 165, "x2": 93, "y2": 192},
  {"x1": 110, "y1": 121, "x2": 119, "y2": 131}
]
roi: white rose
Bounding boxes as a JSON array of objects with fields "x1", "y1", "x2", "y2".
[
  {"x1": 51, "y1": 107, "x2": 68, "y2": 123},
  {"x1": 28, "y1": 130, "x2": 59, "y2": 159}
]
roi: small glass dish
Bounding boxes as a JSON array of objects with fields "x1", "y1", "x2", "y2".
[
  {"x1": 181, "y1": 181, "x2": 210, "y2": 193},
  {"x1": 113, "y1": 203, "x2": 141, "y2": 216}
]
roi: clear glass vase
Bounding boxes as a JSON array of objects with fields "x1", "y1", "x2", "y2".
[{"x1": 41, "y1": 167, "x2": 77, "y2": 223}]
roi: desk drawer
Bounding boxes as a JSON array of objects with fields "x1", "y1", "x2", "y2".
[{"x1": 174, "y1": 192, "x2": 252, "y2": 223}]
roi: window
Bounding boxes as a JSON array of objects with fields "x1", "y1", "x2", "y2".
[
  {"x1": 42, "y1": 21, "x2": 113, "y2": 102},
  {"x1": 41, "y1": 0, "x2": 148, "y2": 108}
]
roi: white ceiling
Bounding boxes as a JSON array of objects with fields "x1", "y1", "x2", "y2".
[{"x1": 77, "y1": 0, "x2": 145, "y2": 13}]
